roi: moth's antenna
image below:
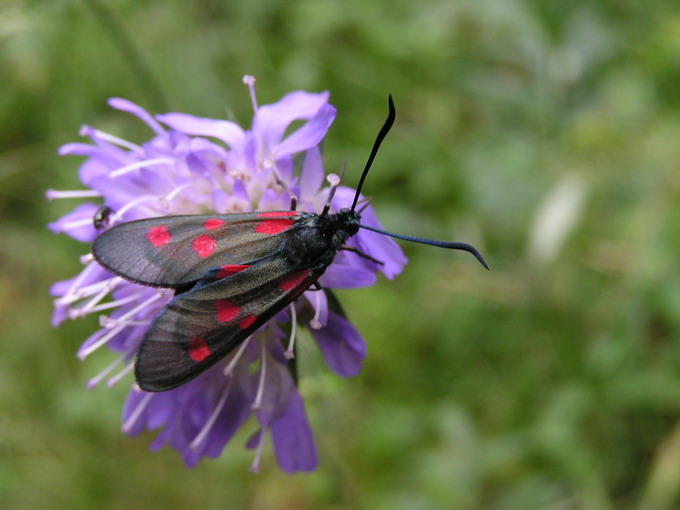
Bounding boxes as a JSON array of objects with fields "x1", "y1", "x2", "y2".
[
  {"x1": 358, "y1": 223, "x2": 490, "y2": 270},
  {"x1": 350, "y1": 95, "x2": 396, "y2": 212},
  {"x1": 351, "y1": 95, "x2": 488, "y2": 270}
]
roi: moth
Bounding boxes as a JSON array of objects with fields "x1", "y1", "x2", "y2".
[{"x1": 92, "y1": 96, "x2": 488, "y2": 392}]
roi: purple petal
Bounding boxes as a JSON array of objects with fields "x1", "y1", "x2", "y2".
[
  {"x1": 122, "y1": 388, "x2": 153, "y2": 436},
  {"x1": 246, "y1": 428, "x2": 263, "y2": 450},
  {"x1": 312, "y1": 312, "x2": 366, "y2": 377},
  {"x1": 144, "y1": 393, "x2": 175, "y2": 430},
  {"x1": 158, "y1": 113, "x2": 246, "y2": 149},
  {"x1": 271, "y1": 391, "x2": 318, "y2": 473},
  {"x1": 253, "y1": 91, "x2": 331, "y2": 144},
  {"x1": 78, "y1": 156, "x2": 124, "y2": 189},
  {"x1": 109, "y1": 98, "x2": 166, "y2": 137},
  {"x1": 58, "y1": 142, "x2": 104, "y2": 157},
  {"x1": 48, "y1": 202, "x2": 99, "y2": 242},
  {"x1": 299, "y1": 146, "x2": 324, "y2": 198},
  {"x1": 257, "y1": 188, "x2": 288, "y2": 211},
  {"x1": 255, "y1": 345, "x2": 296, "y2": 425},
  {"x1": 203, "y1": 384, "x2": 251, "y2": 458},
  {"x1": 274, "y1": 104, "x2": 337, "y2": 157},
  {"x1": 50, "y1": 277, "x2": 76, "y2": 297},
  {"x1": 276, "y1": 155, "x2": 294, "y2": 181},
  {"x1": 320, "y1": 262, "x2": 378, "y2": 289}
]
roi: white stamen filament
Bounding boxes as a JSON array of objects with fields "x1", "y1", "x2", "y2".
[
  {"x1": 249, "y1": 428, "x2": 266, "y2": 474},
  {"x1": 190, "y1": 381, "x2": 232, "y2": 450},
  {"x1": 56, "y1": 273, "x2": 120, "y2": 307},
  {"x1": 66, "y1": 261, "x2": 98, "y2": 297},
  {"x1": 87, "y1": 356, "x2": 123, "y2": 389},
  {"x1": 285, "y1": 304, "x2": 297, "y2": 359},
  {"x1": 109, "y1": 157, "x2": 174, "y2": 178},
  {"x1": 243, "y1": 75, "x2": 258, "y2": 111},
  {"x1": 79, "y1": 292, "x2": 164, "y2": 359},
  {"x1": 79, "y1": 323, "x2": 126, "y2": 360},
  {"x1": 80, "y1": 291, "x2": 145, "y2": 316},
  {"x1": 162, "y1": 182, "x2": 194, "y2": 205},
  {"x1": 107, "y1": 360, "x2": 135, "y2": 387},
  {"x1": 251, "y1": 342, "x2": 267, "y2": 410},
  {"x1": 122, "y1": 391, "x2": 154, "y2": 434},
  {"x1": 310, "y1": 290, "x2": 323, "y2": 330},
  {"x1": 69, "y1": 284, "x2": 114, "y2": 319},
  {"x1": 100, "y1": 317, "x2": 151, "y2": 328},
  {"x1": 46, "y1": 189, "x2": 102, "y2": 201},
  {"x1": 59, "y1": 217, "x2": 96, "y2": 232},
  {"x1": 109, "y1": 195, "x2": 158, "y2": 221},
  {"x1": 223, "y1": 338, "x2": 251, "y2": 377},
  {"x1": 81, "y1": 127, "x2": 144, "y2": 154},
  {"x1": 80, "y1": 253, "x2": 94, "y2": 264}
]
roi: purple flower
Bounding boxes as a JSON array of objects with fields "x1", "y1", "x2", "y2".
[{"x1": 48, "y1": 76, "x2": 407, "y2": 472}]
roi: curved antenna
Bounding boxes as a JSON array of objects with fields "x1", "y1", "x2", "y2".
[
  {"x1": 350, "y1": 95, "x2": 396, "y2": 212},
  {"x1": 358, "y1": 223, "x2": 490, "y2": 270}
]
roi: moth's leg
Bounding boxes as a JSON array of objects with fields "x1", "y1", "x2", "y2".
[{"x1": 339, "y1": 245, "x2": 384, "y2": 265}]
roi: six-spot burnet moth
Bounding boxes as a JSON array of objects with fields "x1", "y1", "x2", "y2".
[{"x1": 92, "y1": 96, "x2": 489, "y2": 392}]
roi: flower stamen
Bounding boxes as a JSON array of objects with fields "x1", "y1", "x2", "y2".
[
  {"x1": 57, "y1": 217, "x2": 96, "y2": 233},
  {"x1": 87, "y1": 356, "x2": 123, "y2": 389},
  {"x1": 109, "y1": 195, "x2": 159, "y2": 221},
  {"x1": 161, "y1": 182, "x2": 195, "y2": 207},
  {"x1": 46, "y1": 189, "x2": 102, "y2": 201},
  {"x1": 243, "y1": 75, "x2": 258, "y2": 112},
  {"x1": 79, "y1": 125, "x2": 144, "y2": 154},
  {"x1": 249, "y1": 428, "x2": 266, "y2": 474},
  {"x1": 80, "y1": 291, "x2": 146, "y2": 316},
  {"x1": 309, "y1": 290, "x2": 323, "y2": 330},
  {"x1": 190, "y1": 380, "x2": 232, "y2": 450},
  {"x1": 69, "y1": 284, "x2": 114, "y2": 319},
  {"x1": 251, "y1": 342, "x2": 267, "y2": 410},
  {"x1": 55, "y1": 273, "x2": 120, "y2": 307},
  {"x1": 285, "y1": 304, "x2": 297, "y2": 359},
  {"x1": 107, "y1": 360, "x2": 135, "y2": 388},
  {"x1": 223, "y1": 337, "x2": 251, "y2": 377},
  {"x1": 78, "y1": 291, "x2": 164, "y2": 359},
  {"x1": 109, "y1": 157, "x2": 174, "y2": 178},
  {"x1": 122, "y1": 391, "x2": 154, "y2": 434}
]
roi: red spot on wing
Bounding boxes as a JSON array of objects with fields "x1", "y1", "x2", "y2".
[
  {"x1": 280, "y1": 269, "x2": 312, "y2": 291},
  {"x1": 215, "y1": 264, "x2": 251, "y2": 279},
  {"x1": 193, "y1": 234, "x2": 216, "y2": 258},
  {"x1": 215, "y1": 299, "x2": 240, "y2": 323},
  {"x1": 257, "y1": 211, "x2": 298, "y2": 218},
  {"x1": 188, "y1": 337, "x2": 211, "y2": 362},
  {"x1": 239, "y1": 315, "x2": 257, "y2": 329},
  {"x1": 147, "y1": 225, "x2": 171, "y2": 247},
  {"x1": 204, "y1": 218, "x2": 225, "y2": 230},
  {"x1": 256, "y1": 219, "x2": 294, "y2": 235}
]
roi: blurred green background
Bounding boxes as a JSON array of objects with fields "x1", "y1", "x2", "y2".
[{"x1": 3, "y1": 0, "x2": 680, "y2": 508}]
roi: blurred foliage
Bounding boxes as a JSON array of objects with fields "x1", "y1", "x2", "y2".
[{"x1": 3, "y1": 0, "x2": 680, "y2": 508}]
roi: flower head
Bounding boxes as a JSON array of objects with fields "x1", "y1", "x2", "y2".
[{"x1": 49, "y1": 76, "x2": 407, "y2": 472}]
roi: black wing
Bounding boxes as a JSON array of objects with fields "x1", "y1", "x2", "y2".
[
  {"x1": 135, "y1": 257, "x2": 326, "y2": 392},
  {"x1": 92, "y1": 211, "x2": 303, "y2": 287}
]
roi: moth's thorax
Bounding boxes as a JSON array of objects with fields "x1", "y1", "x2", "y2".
[
  {"x1": 325, "y1": 208, "x2": 361, "y2": 243},
  {"x1": 280, "y1": 209, "x2": 360, "y2": 267}
]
